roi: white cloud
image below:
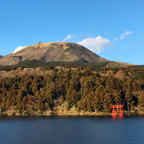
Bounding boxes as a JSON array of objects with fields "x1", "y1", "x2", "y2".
[
  {"x1": 62, "y1": 35, "x2": 72, "y2": 42},
  {"x1": 112, "y1": 30, "x2": 133, "y2": 42},
  {"x1": 78, "y1": 36, "x2": 111, "y2": 54},
  {"x1": 13, "y1": 46, "x2": 26, "y2": 54},
  {"x1": 120, "y1": 31, "x2": 133, "y2": 40}
]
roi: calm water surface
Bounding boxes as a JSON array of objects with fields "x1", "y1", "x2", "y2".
[{"x1": 0, "y1": 116, "x2": 144, "y2": 144}]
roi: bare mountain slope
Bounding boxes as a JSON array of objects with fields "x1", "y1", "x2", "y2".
[{"x1": 0, "y1": 42, "x2": 106, "y2": 66}]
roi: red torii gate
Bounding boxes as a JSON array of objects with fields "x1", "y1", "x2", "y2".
[{"x1": 111, "y1": 105, "x2": 124, "y2": 119}]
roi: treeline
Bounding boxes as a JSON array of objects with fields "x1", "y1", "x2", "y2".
[
  {"x1": 0, "y1": 67, "x2": 144, "y2": 115},
  {"x1": 0, "y1": 60, "x2": 109, "y2": 71}
]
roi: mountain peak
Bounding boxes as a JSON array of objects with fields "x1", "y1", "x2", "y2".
[{"x1": 0, "y1": 42, "x2": 105, "y2": 66}]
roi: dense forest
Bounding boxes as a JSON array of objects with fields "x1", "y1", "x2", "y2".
[{"x1": 0, "y1": 62, "x2": 144, "y2": 116}]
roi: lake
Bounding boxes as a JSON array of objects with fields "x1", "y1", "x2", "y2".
[{"x1": 0, "y1": 116, "x2": 144, "y2": 144}]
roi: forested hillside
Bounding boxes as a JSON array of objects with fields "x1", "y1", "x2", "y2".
[{"x1": 0, "y1": 64, "x2": 144, "y2": 116}]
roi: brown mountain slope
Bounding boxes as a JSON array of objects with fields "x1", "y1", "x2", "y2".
[{"x1": 0, "y1": 42, "x2": 106, "y2": 66}]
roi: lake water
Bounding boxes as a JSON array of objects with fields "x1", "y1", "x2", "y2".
[{"x1": 0, "y1": 116, "x2": 144, "y2": 144}]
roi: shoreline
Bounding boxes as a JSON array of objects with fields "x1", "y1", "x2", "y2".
[{"x1": 1, "y1": 110, "x2": 144, "y2": 117}]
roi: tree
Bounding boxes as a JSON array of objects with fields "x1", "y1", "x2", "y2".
[{"x1": 138, "y1": 93, "x2": 144, "y2": 108}]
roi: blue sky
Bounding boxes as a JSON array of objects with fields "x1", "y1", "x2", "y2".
[{"x1": 0, "y1": 0, "x2": 144, "y2": 64}]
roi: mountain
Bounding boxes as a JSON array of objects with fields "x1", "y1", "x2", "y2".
[
  {"x1": 0, "y1": 42, "x2": 143, "y2": 117},
  {"x1": 0, "y1": 55, "x2": 2, "y2": 58},
  {"x1": 0, "y1": 42, "x2": 106, "y2": 66}
]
